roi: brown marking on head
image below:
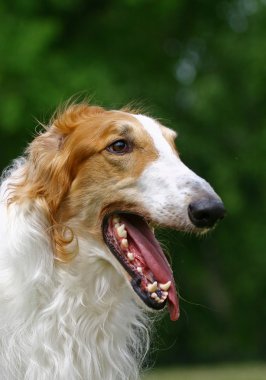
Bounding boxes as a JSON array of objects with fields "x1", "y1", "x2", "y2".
[{"x1": 9, "y1": 104, "x2": 160, "y2": 262}]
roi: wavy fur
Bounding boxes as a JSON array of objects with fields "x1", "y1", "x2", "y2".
[
  {"x1": 0, "y1": 158, "x2": 150, "y2": 380},
  {"x1": 0, "y1": 103, "x2": 223, "y2": 379}
]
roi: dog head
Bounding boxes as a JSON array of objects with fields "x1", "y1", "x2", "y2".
[{"x1": 11, "y1": 104, "x2": 225, "y2": 321}]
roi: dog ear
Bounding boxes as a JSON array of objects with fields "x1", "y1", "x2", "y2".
[
  {"x1": 8, "y1": 104, "x2": 105, "y2": 261},
  {"x1": 14, "y1": 104, "x2": 105, "y2": 210},
  {"x1": 52, "y1": 103, "x2": 104, "y2": 134}
]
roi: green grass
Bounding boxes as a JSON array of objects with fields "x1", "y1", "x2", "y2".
[{"x1": 143, "y1": 363, "x2": 266, "y2": 380}]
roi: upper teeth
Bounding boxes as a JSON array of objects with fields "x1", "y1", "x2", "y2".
[
  {"x1": 116, "y1": 224, "x2": 127, "y2": 238},
  {"x1": 127, "y1": 252, "x2": 134, "y2": 261},
  {"x1": 113, "y1": 216, "x2": 121, "y2": 225},
  {"x1": 159, "y1": 281, "x2": 171, "y2": 291},
  {"x1": 121, "y1": 238, "x2": 128, "y2": 249}
]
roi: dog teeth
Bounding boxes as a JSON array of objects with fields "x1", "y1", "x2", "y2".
[
  {"x1": 137, "y1": 267, "x2": 143, "y2": 274},
  {"x1": 116, "y1": 224, "x2": 127, "y2": 238},
  {"x1": 127, "y1": 252, "x2": 134, "y2": 261},
  {"x1": 161, "y1": 291, "x2": 168, "y2": 300},
  {"x1": 147, "y1": 281, "x2": 158, "y2": 293},
  {"x1": 121, "y1": 238, "x2": 128, "y2": 249},
  {"x1": 150, "y1": 291, "x2": 166, "y2": 303},
  {"x1": 159, "y1": 281, "x2": 171, "y2": 291},
  {"x1": 113, "y1": 216, "x2": 121, "y2": 225}
]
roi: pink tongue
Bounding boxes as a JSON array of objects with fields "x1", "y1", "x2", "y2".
[{"x1": 122, "y1": 216, "x2": 179, "y2": 321}]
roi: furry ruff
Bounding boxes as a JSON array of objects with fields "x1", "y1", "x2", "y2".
[
  {"x1": 0, "y1": 103, "x2": 224, "y2": 379},
  {"x1": 0, "y1": 161, "x2": 150, "y2": 380}
]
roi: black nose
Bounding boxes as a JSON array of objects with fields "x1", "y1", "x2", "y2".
[{"x1": 188, "y1": 199, "x2": 226, "y2": 228}]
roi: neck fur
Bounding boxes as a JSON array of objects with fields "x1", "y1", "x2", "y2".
[{"x1": 0, "y1": 167, "x2": 151, "y2": 380}]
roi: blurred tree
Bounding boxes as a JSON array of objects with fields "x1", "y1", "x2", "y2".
[{"x1": 0, "y1": 0, "x2": 265, "y2": 367}]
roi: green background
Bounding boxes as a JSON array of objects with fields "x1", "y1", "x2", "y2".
[{"x1": 1, "y1": 0, "x2": 265, "y2": 369}]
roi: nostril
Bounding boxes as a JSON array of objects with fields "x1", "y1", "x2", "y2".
[
  {"x1": 188, "y1": 199, "x2": 226, "y2": 228},
  {"x1": 192, "y1": 209, "x2": 211, "y2": 222}
]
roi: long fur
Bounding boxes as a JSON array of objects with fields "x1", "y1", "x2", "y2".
[
  {"x1": 0, "y1": 103, "x2": 223, "y2": 379},
  {"x1": 0, "y1": 159, "x2": 150, "y2": 380}
]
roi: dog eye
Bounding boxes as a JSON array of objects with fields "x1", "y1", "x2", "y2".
[{"x1": 107, "y1": 140, "x2": 131, "y2": 154}]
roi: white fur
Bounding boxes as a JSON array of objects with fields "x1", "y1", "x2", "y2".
[
  {"x1": 133, "y1": 114, "x2": 220, "y2": 230},
  {"x1": 0, "y1": 161, "x2": 150, "y2": 380},
  {"x1": 0, "y1": 114, "x2": 221, "y2": 380}
]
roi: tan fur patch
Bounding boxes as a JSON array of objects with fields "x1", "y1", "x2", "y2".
[{"x1": 10, "y1": 104, "x2": 159, "y2": 262}]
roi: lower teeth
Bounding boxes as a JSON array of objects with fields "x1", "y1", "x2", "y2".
[{"x1": 111, "y1": 215, "x2": 167, "y2": 305}]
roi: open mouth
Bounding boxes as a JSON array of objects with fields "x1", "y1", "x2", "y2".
[{"x1": 102, "y1": 212, "x2": 179, "y2": 321}]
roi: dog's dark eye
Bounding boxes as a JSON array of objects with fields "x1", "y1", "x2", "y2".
[{"x1": 107, "y1": 140, "x2": 130, "y2": 154}]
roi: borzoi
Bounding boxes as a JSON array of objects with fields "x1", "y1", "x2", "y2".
[{"x1": 0, "y1": 104, "x2": 225, "y2": 379}]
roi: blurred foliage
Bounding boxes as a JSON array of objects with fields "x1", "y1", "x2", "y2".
[
  {"x1": 0, "y1": 0, "x2": 266, "y2": 367},
  {"x1": 144, "y1": 363, "x2": 266, "y2": 380}
]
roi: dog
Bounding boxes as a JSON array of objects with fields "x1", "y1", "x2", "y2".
[{"x1": 0, "y1": 103, "x2": 225, "y2": 379}]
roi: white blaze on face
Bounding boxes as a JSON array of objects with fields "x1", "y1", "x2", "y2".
[{"x1": 133, "y1": 114, "x2": 219, "y2": 229}]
